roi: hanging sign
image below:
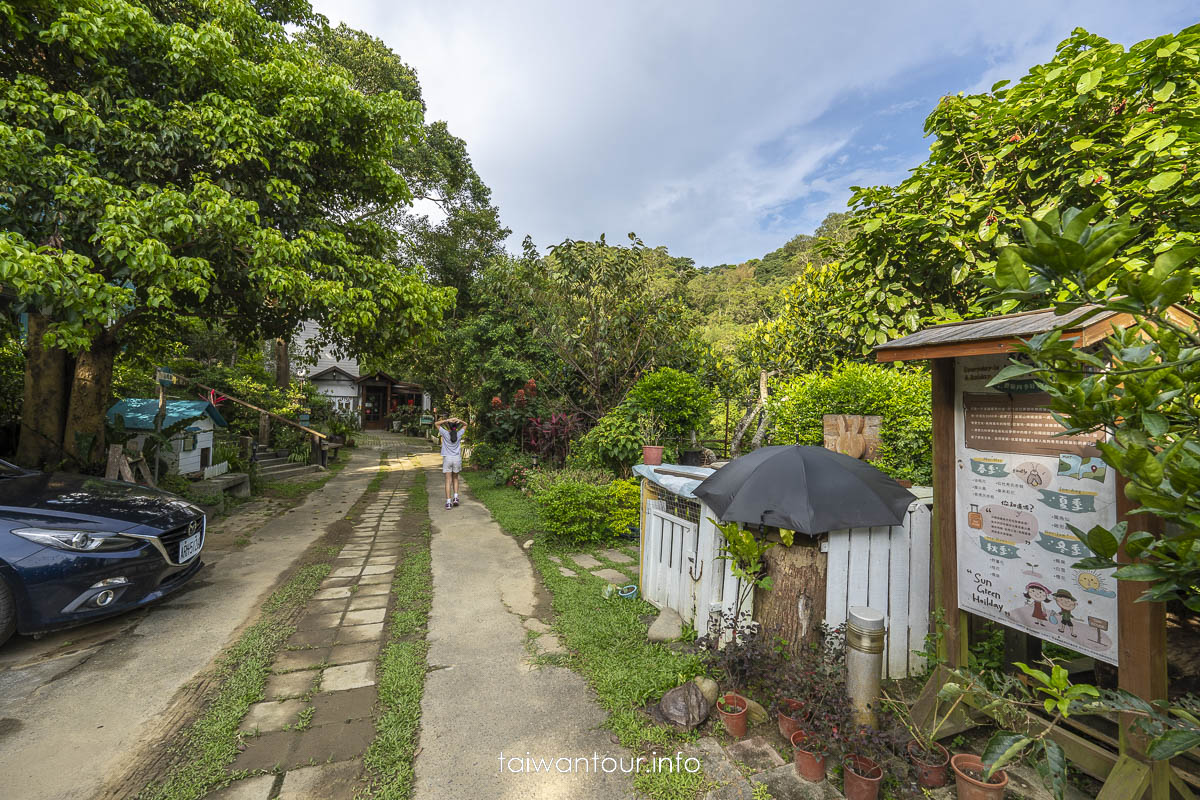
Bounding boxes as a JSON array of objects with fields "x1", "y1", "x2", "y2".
[{"x1": 954, "y1": 355, "x2": 1119, "y2": 665}]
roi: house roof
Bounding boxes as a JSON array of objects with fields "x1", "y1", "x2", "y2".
[
  {"x1": 876, "y1": 304, "x2": 1200, "y2": 362},
  {"x1": 107, "y1": 399, "x2": 227, "y2": 430},
  {"x1": 307, "y1": 365, "x2": 358, "y2": 382},
  {"x1": 355, "y1": 371, "x2": 423, "y2": 391}
]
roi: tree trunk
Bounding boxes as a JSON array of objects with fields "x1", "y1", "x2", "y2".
[
  {"x1": 62, "y1": 331, "x2": 119, "y2": 471},
  {"x1": 730, "y1": 370, "x2": 774, "y2": 457},
  {"x1": 273, "y1": 338, "x2": 289, "y2": 388},
  {"x1": 15, "y1": 314, "x2": 72, "y2": 469},
  {"x1": 729, "y1": 401, "x2": 760, "y2": 459},
  {"x1": 750, "y1": 409, "x2": 772, "y2": 450}
]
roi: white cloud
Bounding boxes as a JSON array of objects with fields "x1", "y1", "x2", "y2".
[{"x1": 310, "y1": 0, "x2": 1195, "y2": 265}]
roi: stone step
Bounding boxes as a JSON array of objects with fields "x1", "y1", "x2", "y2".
[
  {"x1": 258, "y1": 463, "x2": 322, "y2": 482},
  {"x1": 255, "y1": 455, "x2": 291, "y2": 469}
]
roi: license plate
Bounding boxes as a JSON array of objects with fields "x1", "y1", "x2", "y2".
[{"x1": 178, "y1": 531, "x2": 203, "y2": 563}]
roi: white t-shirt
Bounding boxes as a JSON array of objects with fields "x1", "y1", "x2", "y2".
[{"x1": 438, "y1": 426, "x2": 464, "y2": 458}]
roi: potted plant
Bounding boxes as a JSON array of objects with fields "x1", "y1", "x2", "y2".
[
  {"x1": 776, "y1": 696, "x2": 807, "y2": 741},
  {"x1": 881, "y1": 678, "x2": 971, "y2": 789},
  {"x1": 639, "y1": 413, "x2": 665, "y2": 466},
  {"x1": 950, "y1": 753, "x2": 1009, "y2": 800},
  {"x1": 716, "y1": 692, "x2": 748, "y2": 738},
  {"x1": 790, "y1": 729, "x2": 829, "y2": 782},
  {"x1": 842, "y1": 753, "x2": 884, "y2": 800}
]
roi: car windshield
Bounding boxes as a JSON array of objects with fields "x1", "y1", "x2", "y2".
[{"x1": 0, "y1": 459, "x2": 28, "y2": 478}]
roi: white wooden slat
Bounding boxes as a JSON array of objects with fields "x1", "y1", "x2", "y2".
[
  {"x1": 846, "y1": 528, "x2": 871, "y2": 612},
  {"x1": 907, "y1": 503, "x2": 933, "y2": 674},
  {"x1": 867, "y1": 526, "x2": 891, "y2": 616},
  {"x1": 825, "y1": 529, "x2": 851, "y2": 626},
  {"x1": 886, "y1": 517, "x2": 912, "y2": 679}
]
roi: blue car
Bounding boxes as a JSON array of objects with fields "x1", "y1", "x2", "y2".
[{"x1": 0, "y1": 457, "x2": 206, "y2": 646}]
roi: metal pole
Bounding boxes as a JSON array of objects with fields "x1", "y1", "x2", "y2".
[{"x1": 845, "y1": 606, "x2": 886, "y2": 729}]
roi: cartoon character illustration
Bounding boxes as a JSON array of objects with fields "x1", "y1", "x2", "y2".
[
  {"x1": 1054, "y1": 589, "x2": 1078, "y2": 638},
  {"x1": 1024, "y1": 582, "x2": 1052, "y2": 626}
]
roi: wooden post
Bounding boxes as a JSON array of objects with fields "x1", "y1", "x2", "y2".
[
  {"x1": 258, "y1": 411, "x2": 270, "y2": 447},
  {"x1": 1114, "y1": 476, "x2": 1170, "y2": 800},
  {"x1": 930, "y1": 358, "x2": 967, "y2": 667}
]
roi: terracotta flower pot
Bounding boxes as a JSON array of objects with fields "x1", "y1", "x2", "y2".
[
  {"x1": 789, "y1": 730, "x2": 827, "y2": 782},
  {"x1": 777, "y1": 698, "x2": 806, "y2": 741},
  {"x1": 642, "y1": 445, "x2": 664, "y2": 466},
  {"x1": 843, "y1": 754, "x2": 883, "y2": 800},
  {"x1": 716, "y1": 692, "x2": 747, "y2": 738},
  {"x1": 907, "y1": 739, "x2": 949, "y2": 788},
  {"x1": 951, "y1": 753, "x2": 1009, "y2": 800}
]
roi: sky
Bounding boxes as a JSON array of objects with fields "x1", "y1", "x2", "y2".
[{"x1": 309, "y1": 1, "x2": 1197, "y2": 267}]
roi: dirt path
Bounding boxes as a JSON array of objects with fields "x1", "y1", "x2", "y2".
[
  {"x1": 0, "y1": 445, "x2": 382, "y2": 800},
  {"x1": 414, "y1": 468, "x2": 634, "y2": 799}
]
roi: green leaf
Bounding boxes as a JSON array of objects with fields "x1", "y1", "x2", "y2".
[
  {"x1": 1152, "y1": 81, "x2": 1176, "y2": 102},
  {"x1": 994, "y1": 247, "x2": 1030, "y2": 291},
  {"x1": 981, "y1": 732, "x2": 1032, "y2": 775},
  {"x1": 1039, "y1": 739, "x2": 1069, "y2": 800},
  {"x1": 1070, "y1": 139, "x2": 1093, "y2": 152},
  {"x1": 988, "y1": 363, "x2": 1037, "y2": 386},
  {"x1": 1148, "y1": 171, "x2": 1182, "y2": 192},
  {"x1": 1081, "y1": 525, "x2": 1120, "y2": 559},
  {"x1": 1075, "y1": 68, "x2": 1103, "y2": 94},
  {"x1": 1146, "y1": 729, "x2": 1200, "y2": 760},
  {"x1": 1113, "y1": 563, "x2": 1168, "y2": 582}
]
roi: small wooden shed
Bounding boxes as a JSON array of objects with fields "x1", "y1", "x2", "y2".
[{"x1": 107, "y1": 399, "x2": 227, "y2": 475}]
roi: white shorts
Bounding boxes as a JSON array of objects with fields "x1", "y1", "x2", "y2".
[{"x1": 442, "y1": 456, "x2": 462, "y2": 473}]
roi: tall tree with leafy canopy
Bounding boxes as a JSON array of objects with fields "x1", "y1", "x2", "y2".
[
  {"x1": 829, "y1": 24, "x2": 1200, "y2": 354},
  {"x1": 0, "y1": 0, "x2": 453, "y2": 469}
]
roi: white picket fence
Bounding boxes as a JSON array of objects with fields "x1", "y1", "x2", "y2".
[
  {"x1": 202, "y1": 461, "x2": 230, "y2": 480},
  {"x1": 641, "y1": 500, "x2": 747, "y2": 637},
  {"x1": 825, "y1": 501, "x2": 933, "y2": 679}
]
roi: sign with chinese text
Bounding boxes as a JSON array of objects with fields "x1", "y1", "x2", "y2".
[{"x1": 955, "y1": 355, "x2": 1119, "y2": 665}]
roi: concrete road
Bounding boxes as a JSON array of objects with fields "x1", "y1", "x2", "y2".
[{"x1": 0, "y1": 445, "x2": 383, "y2": 800}]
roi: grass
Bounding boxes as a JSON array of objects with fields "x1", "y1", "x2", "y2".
[
  {"x1": 136, "y1": 562, "x2": 332, "y2": 800},
  {"x1": 361, "y1": 468, "x2": 433, "y2": 799},
  {"x1": 261, "y1": 456, "x2": 351, "y2": 499},
  {"x1": 461, "y1": 471, "x2": 710, "y2": 800}
]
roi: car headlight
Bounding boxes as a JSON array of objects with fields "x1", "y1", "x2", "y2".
[{"x1": 11, "y1": 528, "x2": 139, "y2": 552}]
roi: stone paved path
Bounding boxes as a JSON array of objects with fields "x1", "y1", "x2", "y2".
[
  {"x1": 213, "y1": 453, "x2": 421, "y2": 800},
  {"x1": 414, "y1": 468, "x2": 634, "y2": 799}
]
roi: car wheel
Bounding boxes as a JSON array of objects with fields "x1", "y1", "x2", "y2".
[{"x1": 0, "y1": 576, "x2": 15, "y2": 646}]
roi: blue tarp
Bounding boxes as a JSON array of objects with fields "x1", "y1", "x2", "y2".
[
  {"x1": 106, "y1": 399, "x2": 227, "y2": 430},
  {"x1": 632, "y1": 463, "x2": 715, "y2": 500}
]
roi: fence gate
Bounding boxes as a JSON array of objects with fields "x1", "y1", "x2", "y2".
[{"x1": 824, "y1": 501, "x2": 933, "y2": 679}]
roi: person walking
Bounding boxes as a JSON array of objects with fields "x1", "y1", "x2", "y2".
[{"x1": 435, "y1": 416, "x2": 466, "y2": 510}]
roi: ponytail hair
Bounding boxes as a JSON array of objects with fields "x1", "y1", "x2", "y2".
[{"x1": 446, "y1": 421, "x2": 461, "y2": 443}]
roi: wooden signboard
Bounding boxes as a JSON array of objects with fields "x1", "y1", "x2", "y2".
[{"x1": 822, "y1": 414, "x2": 881, "y2": 460}]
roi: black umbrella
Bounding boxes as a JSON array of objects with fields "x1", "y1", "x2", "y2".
[{"x1": 693, "y1": 445, "x2": 917, "y2": 534}]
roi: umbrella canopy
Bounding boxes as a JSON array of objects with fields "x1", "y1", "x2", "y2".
[{"x1": 694, "y1": 445, "x2": 917, "y2": 534}]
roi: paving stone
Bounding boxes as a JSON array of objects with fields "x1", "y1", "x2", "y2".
[
  {"x1": 347, "y1": 593, "x2": 389, "y2": 612},
  {"x1": 601, "y1": 548, "x2": 635, "y2": 564},
  {"x1": 536, "y1": 633, "x2": 567, "y2": 656},
  {"x1": 594, "y1": 568, "x2": 633, "y2": 584},
  {"x1": 321, "y1": 660, "x2": 376, "y2": 691},
  {"x1": 233, "y1": 730, "x2": 296, "y2": 772},
  {"x1": 277, "y1": 759, "x2": 363, "y2": 800},
  {"x1": 546, "y1": 555, "x2": 561, "y2": 564},
  {"x1": 305, "y1": 598, "x2": 350, "y2": 616},
  {"x1": 264, "y1": 670, "x2": 317, "y2": 700},
  {"x1": 332, "y1": 558, "x2": 366, "y2": 569},
  {"x1": 288, "y1": 719, "x2": 375, "y2": 767},
  {"x1": 310, "y1": 686, "x2": 377, "y2": 725},
  {"x1": 329, "y1": 566, "x2": 362, "y2": 578},
  {"x1": 343, "y1": 607, "x2": 387, "y2": 626},
  {"x1": 312, "y1": 586, "x2": 352, "y2": 601},
  {"x1": 327, "y1": 642, "x2": 380, "y2": 666},
  {"x1": 749, "y1": 763, "x2": 834, "y2": 800},
  {"x1": 358, "y1": 572, "x2": 392, "y2": 585},
  {"x1": 523, "y1": 618, "x2": 552, "y2": 634},
  {"x1": 273, "y1": 648, "x2": 329, "y2": 672},
  {"x1": 726, "y1": 736, "x2": 786, "y2": 772},
  {"x1": 352, "y1": 583, "x2": 390, "y2": 597},
  {"x1": 335, "y1": 622, "x2": 385, "y2": 645},
  {"x1": 319, "y1": 577, "x2": 354, "y2": 590},
  {"x1": 558, "y1": 566, "x2": 576, "y2": 577},
  {"x1": 365, "y1": 556, "x2": 395, "y2": 566},
  {"x1": 208, "y1": 773, "x2": 276, "y2": 800},
  {"x1": 239, "y1": 699, "x2": 307, "y2": 733},
  {"x1": 287, "y1": 628, "x2": 337, "y2": 649},
  {"x1": 296, "y1": 611, "x2": 344, "y2": 631},
  {"x1": 571, "y1": 553, "x2": 602, "y2": 569},
  {"x1": 360, "y1": 564, "x2": 394, "y2": 576}
]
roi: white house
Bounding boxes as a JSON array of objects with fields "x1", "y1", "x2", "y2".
[{"x1": 106, "y1": 399, "x2": 227, "y2": 475}]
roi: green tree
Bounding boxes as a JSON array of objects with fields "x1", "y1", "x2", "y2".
[
  {"x1": 0, "y1": 0, "x2": 452, "y2": 469},
  {"x1": 830, "y1": 25, "x2": 1200, "y2": 354}
]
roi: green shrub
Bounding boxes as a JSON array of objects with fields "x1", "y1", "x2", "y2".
[
  {"x1": 607, "y1": 478, "x2": 640, "y2": 539},
  {"x1": 769, "y1": 362, "x2": 932, "y2": 485},
  {"x1": 469, "y1": 441, "x2": 512, "y2": 471},
  {"x1": 572, "y1": 408, "x2": 642, "y2": 475},
  {"x1": 157, "y1": 473, "x2": 191, "y2": 496},
  {"x1": 490, "y1": 450, "x2": 536, "y2": 489},
  {"x1": 625, "y1": 367, "x2": 713, "y2": 442},
  {"x1": 534, "y1": 476, "x2": 613, "y2": 545}
]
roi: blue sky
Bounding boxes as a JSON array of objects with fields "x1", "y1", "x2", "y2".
[{"x1": 310, "y1": 1, "x2": 1197, "y2": 266}]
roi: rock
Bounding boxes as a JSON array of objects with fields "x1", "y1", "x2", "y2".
[
  {"x1": 693, "y1": 676, "x2": 719, "y2": 706},
  {"x1": 744, "y1": 697, "x2": 768, "y2": 725},
  {"x1": 648, "y1": 682, "x2": 710, "y2": 729},
  {"x1": 522, "y1": 539, "x2": 533, "y2": 550},
  {"x1": 647, "y1": 607, "x2": 683, "y2": 642}
]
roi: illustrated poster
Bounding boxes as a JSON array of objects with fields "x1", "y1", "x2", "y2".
[{"x1": 954, "y1": 355, "x2": 1119, "y2": 665}]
